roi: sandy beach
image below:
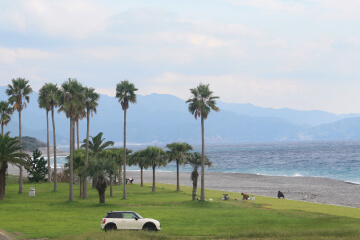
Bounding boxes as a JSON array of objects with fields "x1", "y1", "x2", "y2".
[{"x1": 7, "y1": 154, "x2": 360, "y2": 208}]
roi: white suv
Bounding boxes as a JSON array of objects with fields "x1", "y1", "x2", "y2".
[{"x1": 101, "y1": 211, "x2": 161, "y2": 231}]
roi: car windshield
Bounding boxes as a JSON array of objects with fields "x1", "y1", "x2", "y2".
[{"x1": 135, "y1": 212, "x2": 144, "y2": 219}]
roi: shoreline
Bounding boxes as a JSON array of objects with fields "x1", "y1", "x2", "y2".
[{"x1": 7, "y1": 163, "x2": 360, "y2": 208}]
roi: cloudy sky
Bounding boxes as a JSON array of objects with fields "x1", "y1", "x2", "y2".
[{"x1": 0, "y1": 0, "x2": 359, "y2": 114}]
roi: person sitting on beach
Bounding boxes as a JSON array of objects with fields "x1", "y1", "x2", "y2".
[
  {"x1": 278, "y1": 191, "x2": 285, "y2": 199},
  {"x1": 241, "y1": 193, "x2": 249, "y2": 200}
]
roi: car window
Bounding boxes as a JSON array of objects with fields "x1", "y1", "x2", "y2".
[
  {"x1": 123, "y1": 213, "x2": 136, "y2": 219},
  {"x1": 106, "y1": 212, "x2": 122, "y2": 218}
]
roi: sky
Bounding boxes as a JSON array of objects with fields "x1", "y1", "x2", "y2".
[{"x1": 0, "y1": 0, "x2": 359, "y2": 114}]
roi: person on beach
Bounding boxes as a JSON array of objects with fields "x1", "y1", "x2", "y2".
[
  {"x1": 241, "y1": 193, "x2": 249, "y2": 200},
  {"x1": 278, "y1": 191, "x2": 285, "y2": 199}
]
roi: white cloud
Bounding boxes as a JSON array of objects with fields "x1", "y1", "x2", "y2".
[
  {"x1": 0, "y1": 47, "x2": 57, "y2": 64},
  {"x1": 3, "y1": 0, "x2": 111, "y2": 39}
]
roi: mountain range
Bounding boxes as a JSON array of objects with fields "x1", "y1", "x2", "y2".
[{"x1": 1, "y1": 85, "x2": 360, "y2": 145}]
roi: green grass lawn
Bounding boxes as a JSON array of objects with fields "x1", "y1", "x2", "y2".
[{"x1": 1, "y1": 181, "x2": 360, "y2": 239}]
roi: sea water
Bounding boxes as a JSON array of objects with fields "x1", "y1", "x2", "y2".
[{"x1": 49, "y1": 140, "x2": 360, "y2": 184}]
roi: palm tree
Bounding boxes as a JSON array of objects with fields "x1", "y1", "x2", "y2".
[
  {"x1": 187, "y1": 152, "x2": 213, "y2": 200},
  {"x1": 38, "y1": 84, "x2": 52, "y2": 182},
  {"x1": 83, "y1": 87, "x2": 99, "y2": 198},
  {"x1": 186, "y1": 83, "x2": 219, "y2": 201},
  {"x1": 128, "y1": 149, "x2": 149, "y2": 187},
  {"x1": 85, "y1": 157, "x2": 117, "y2": 204},
  {"x1": 0, "y1": 101, "x2": 13, "y2": 136},
  {"x1": 166, "y1": 142, "x2": 193, "y2": 192},
  {"x1": 81, "y1": 132, "x2": 114, "y2": 189},
  {"x1": 0, "y1": 132, "x2": 31, "y2": 200},
  {"x1": 42, "y1": 83, "x2": 60, "y2": 191},
  {"x1": 116, "y1": 80, "x2": 138, "y2": 199},
  {"x1": 144, "y1": 146, "x2": 167, "y2": 192},
  {"x1": 6, "y1": 77, "x2": 33, "y2": 194},
  {"x1": 65, "y1": 149, "x2": 86, "y2": 198},
  {"x1": 58, "y1": 78, "x2": 84, "y2": 201}
]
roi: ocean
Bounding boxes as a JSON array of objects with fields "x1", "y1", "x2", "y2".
[{"x1": 50, "y1": 140, "x2": 360, "y2": 184}]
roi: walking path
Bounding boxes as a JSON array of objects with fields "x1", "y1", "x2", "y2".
[{"x1": 0, "y1": 231, "x2": 11, "y2": 240}]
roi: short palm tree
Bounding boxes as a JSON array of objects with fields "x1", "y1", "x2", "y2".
[
  {"x1": 85, "y1": 157, "x2": 117, "y2": 204},
  {"x1": 58, "y1": 78, "x2": 84, "y2": 201},
  {"x1": 0, "y1": 132, "x2": 31, "y2": 200},
  {"x1": 166, "y1": 142, "x2": 193, "y2": 192},
  {"x1": 128, "y1": 149, "x2": 149, "y2": 187},
  {"x1": 144, "y1": 146, "x2": 167, "y2": 192},
  {"x1": 186, "y1": 83, "x2": 219, "y2": 201},
  {"x1": 0, "y1": 101, "x2": 13, "y2": 136},
  {"x1": 38, "y1": 84, "x2": 52, "y2": 182},
  {"x1": 83, "y1": 87, "x2": 99, "y2": 198},
  {"x1": 187, "y1": 152, "x2": 213, "y2": 200},
  {"x1": 6, "y1": 77, "x2": 33, "y2": 194},
  {"x1": 116, "y1": 80, "x2": 138, "y2": 199}
]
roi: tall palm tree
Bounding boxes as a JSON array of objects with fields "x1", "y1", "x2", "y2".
[
  {"x1": 6, "y1": 77, "x2": 33, "y2": 194},
  {"x1": 186, "y1": 83, "x2": 219, "y2": 201},
  {"x1": 83, "y1": 87, "x2": 99, "y2": 198},
  {"x1": 42, "y1": 83, "x2": 59, "y2": 191},
  {"x1": 187, "y1": 152, "x2": 213, "y2": 200},
  {"x1": 144, "y1": 146, "x2": 167, "y2": 192},
  {"x1": 116, "y1": 80, "x2": 138, "y2": 199},
  {"x1": 0, "y1": 101, "x2": 13, "y2": 136},
  {"x1": 58, "y1": 78, "x2": 84, "y2": 201},
  {"x1": 38, "y1": 84, "x2": 52, "y2": 182},
  {"x1": 0, "y1": 132, "x2": 31, "y2": 200},
  {"x1": 166, "y1": 142, "x2": 193, "y2": 192}
]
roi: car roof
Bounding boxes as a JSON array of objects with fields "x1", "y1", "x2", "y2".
[{"x1": 107, "y1": 211, "x2": 135, "y2": 214}]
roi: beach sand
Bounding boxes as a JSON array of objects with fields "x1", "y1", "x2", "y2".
[{"x1": 7, "y1": 157, "x2": 360, "y2": 208}]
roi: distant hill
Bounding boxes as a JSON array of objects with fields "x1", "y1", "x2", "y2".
[
  {"x1": 1, "y1": 85, "x2": 360, "y2": 144},
  {"x1": 22, "y1": 136, "x2": 46, "y2": 152}
]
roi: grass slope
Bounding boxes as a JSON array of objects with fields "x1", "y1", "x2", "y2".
[{"x1": 1, "y1": 182, "x2": 360, "y2": 239}]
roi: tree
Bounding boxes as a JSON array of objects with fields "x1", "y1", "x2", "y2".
[
  {"x1": 166, "y1": 142, "x2": 193, "y2": 192},
  {"x1": 6, "y1": 77, "x2": 33, "y2": 194},
  {"x1": 186, "y1": 83, "x2": 219, "y2": 201},
  {"x1": 38, "y1": 84, "x2": 52, "y2": 182},
  {"x1": 25, "y1": 149, "x2": 48, "y2": 183},
  {"x1": 144, "y1": 146, "x2": 167, "y2": 192},
  {"x1": 128, "y1": 149, "x2": 149, "y2": 187},
  {"x1": 187, "y1": 152, "x2": 213, "y2": 200},
  {"x1": 0, "y1": 101, "x2": 13, "y2": 136},
  {"x1": 116, "y1": 80, "x2": 138, "y2": 199},
  {"x1": 0, "y1": 132, "x2": 30, "y2": 200},
  {"x1": 85, "y1": 157, "x2": 117, "y2": 204},
  {"x1": 58, "y1": 78, "x2": 84, "y2": 201},
  {"x1": 65, "y1": 149, "x2": 86, "y2": 198},
  {"x1": 81, "y1": 132, "x2": 114, "y2": 189},
  {"x1": 83, "y1": 87, "x2": 99, "y2": 198},
  {"x1": 41, "y1": 83, "x2": 60, "y2": 191}
]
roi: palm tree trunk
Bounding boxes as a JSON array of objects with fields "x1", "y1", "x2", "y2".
[
  {"x1": 110, "y1": 175, "x2": 113, "y2": 197},
  {"x1": 1, "y1": 123, "x2": 3, "y2": 136},
  {"x1": 176, "y1": 160, "x2": 180, "y2": 192},
  {"x1": 52, "y1": 107, "x2": 57, "y2": 191},
  {"x1": 200, "y1": 116, "x2": 205, "y2": 201},
  {"x1": 84, "y1": 108, "x2": 90, "y2": 198},
  {"x1": 18, "y1": 110, "x2": 23, "y2": 194},
  {"x1": 140, "y1": 167, "x2": 143, "y2": 187},
  {"x1": 0, "y1": 161, "x2": 8, "y2": 200},
  {"x1": 152, "y1": 166, "x2": 156, "y2": 192},
  {"x1": 76, "y1": 119, "x2": 80, "y2": 150},
  {"x1": 46, "y1": 110, "x2": 51, "y2": 182},
  {"x1": 69, "y1": 118, "x2": 74, "y2": 201},
  {"x1": 123, "y1": 108, "x2": 127, "y2": 199},
  {"x1": 192, "y1": 171, "x2": 199, "y2": 200},
  {"x1": 79, "y1": 175, "x2": 83, "y2": 198}
]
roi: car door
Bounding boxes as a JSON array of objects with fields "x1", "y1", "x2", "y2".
[{"x1": 122, "y1": 212, "x2": 143, "y2": 229}]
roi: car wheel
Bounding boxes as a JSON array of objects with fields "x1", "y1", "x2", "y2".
[
  {"x1": 143, "y1": 223, "x2": 157, "y2": 231},
  {"x1": 105, "y1": 224, "x2": 117, "y2": 231}
]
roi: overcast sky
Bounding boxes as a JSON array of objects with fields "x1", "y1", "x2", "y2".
[{"x1": 0, "y1": 0, "x2": 359, "y2": 114}]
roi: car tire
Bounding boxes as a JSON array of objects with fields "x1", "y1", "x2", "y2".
[
  {"x1": 105, "y1": 223, "x2": 117, "y2": 231},
  {"x1": 143, "y1": 223, "x2": 157, "y2": 231}
]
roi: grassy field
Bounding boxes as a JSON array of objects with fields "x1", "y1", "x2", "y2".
[{"x1": 1, "y1": 181, "x2": 360, "y2": 239}]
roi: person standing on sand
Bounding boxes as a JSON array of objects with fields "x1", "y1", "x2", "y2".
[
  {"x1": 241, "y1": 193, "x2": 249, "y2": 200},
  {"x1": 278, "y1": 191, "x2": 285, "y2": 198}
]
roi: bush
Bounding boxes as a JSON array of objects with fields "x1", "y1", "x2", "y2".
[{"x1": 25, "y1": 149, "x2": 48, "y2": 183}]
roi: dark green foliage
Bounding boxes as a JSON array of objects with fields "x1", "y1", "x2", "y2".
[
  {"x1": 26, "y1": 149, "x2": 48, "y2": 183},
  {"x1": 21, "y1": 136, "x2": 46, "y2": 152}
]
